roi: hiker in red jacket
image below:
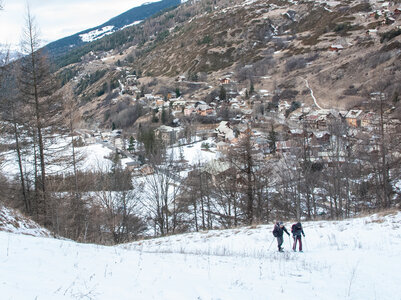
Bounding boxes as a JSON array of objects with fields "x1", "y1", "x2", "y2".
[{"x1": 291, "y1": 222, "x2": 305, "y2": 252}]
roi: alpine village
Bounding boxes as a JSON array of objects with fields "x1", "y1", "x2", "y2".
[{"x1": 0, "y1": 0, "x2": 400, "y2": 298}]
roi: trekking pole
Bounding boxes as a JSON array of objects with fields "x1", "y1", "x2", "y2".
[
  {"x1": 267, "y1": 237, "x2": 275, "y2": 251},
  {"x1": 304, "y1": 236, "x2": 308, "y2": 251}
]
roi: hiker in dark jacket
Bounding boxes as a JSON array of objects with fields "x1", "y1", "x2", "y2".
[
  {"x1": 291, "y1": 222, "x2": 305, "y2": 252},
  {"x1": 272, "y1": 221, "x2": 290, "y2": 252}
]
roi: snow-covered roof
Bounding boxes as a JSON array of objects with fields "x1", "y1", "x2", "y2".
[
  {"x1": 313, "y1": 131, "x2": 330, "y2": 139},
  {"x1": 215, "y1": 121, "x2": 236, "y2": 141},
  {"x1": 330, "y1": 44, "x2": 344, "y2": 49},
  {"x1": 289, "y1": 129, "x2": 303, "y2": 135},
  {"x1": 197, "y1": 104, "x2": 212, "y2": 111},
  {"x1": 156, "y1": 125, "x2": 179, "y2": 133},
  {"x1": 346, "y1": 110, "x2": 363, "y2": 118},
  {"x1": 202, "y1": 159, "x2": 231, "y2": 175}
]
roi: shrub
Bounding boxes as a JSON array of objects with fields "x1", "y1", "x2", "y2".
[
  {"x1": 75, "y1": 69, "x2": 107, "y2": 95},
  {"x1": 285, "y1": 57, "x2": 306, "y2": 72},
  {"x1": 280, "y1": 89, "x2": 299, "y2": 100},
  {"x1": 380, "y1": 29, "x2": 401, "y2": 43},
  {"x1": 333, "y1": 23, "x2": 352, "y2": 34},
  {"x1": 198, "y1": 35, "x2": 213, "y2": 45}
]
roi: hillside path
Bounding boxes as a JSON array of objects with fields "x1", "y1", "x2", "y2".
[{"x1": 303, "y1": 78, "x2": 324, "y2": 110}]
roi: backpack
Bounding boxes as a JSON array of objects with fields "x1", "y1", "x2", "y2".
[
  {"x1": 272, "y1": 225, "x2": 279, "y2": 237},
  {"x1": 291, "y1": 223, "x2": 301, "y2": 233}
]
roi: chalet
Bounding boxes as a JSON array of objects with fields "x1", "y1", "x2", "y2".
[
  {"x1": 126, "y1": 75, "x2": 137, "y2": 85},
  {"x1": 140, "y1": 164, "x2": 154, "y2": 175},
  {"x1": 126, "y1": 85, "x2": 140, "y2": 96},
  {"x1": 316, "y1": 109, "x2": 338, "y2": 128},
  {"x1": 197, "y1": 104, "x2": 214, "y2": 116},
  {"x1": 304, "y1": 112, "x2": 319, "y2": 128},
  {"x1": 366, "y1": 29, "x2": 378, "y2": 36},
  {"x1": 227, "y1": 90, "x2": 239, "y2": 99},
  {"x1": 329, "y1": 44, "x2": 344, "y2": 52},
  {"x1": 278, "y1": 101, "x2": 291, "y2": 112},
  {"x1": 253, "y1": 137, "x2": 271, "y2": 155},
  {"x1": 202, "y1": 159, "x2": 232, "y2": 184},
  {"x1": 259, "y1": 89, "x2": 270, "y2": 97},
  {"x1": 155, "y1": 98, "x2": 165, "y2": 107},
  {"x1": 155, "y1": 125, "x2": 179, "y2": 145},
  {"x1": 220, "y1": 77, "x2": 231, "y2": 85},
  {"x1": 172, "y1": 100, "x2": 187, "y2": 112},
  {"x1": 229, "y1": 98, "x2": 239, "y2": 105},
  {"x1": 101, "y1": 131, "x2": 113, "y2": 141},
  {"x1": 195, "y1": 100, "x2": 208, "y2": 107},
  {"x1": 345, "y1": 110, "x2": 363, "y2": 127},
  {"x1": 382, "y1": 2, "x2": 389, "y2": 7},
  {"x1": 176, "y1": 75, "x2": 186, "y2": 82},
  {"x1": 114, "y1": 137, "x2": 124, "y2": 149},
  {"x1": 125, "y1": 161, "x2": 141, "y2": 172},
  {"x1": 242, "y1": 109, "x2": 253, "y2": 120},
  {"x1": 384, "y1": 17, "x2": 395, "y2": 24},
  {"x1": 370, "y1": 10, "x2": 382, "y2": 18},
  {"x1": 112, "y1": 129, "x2": 122, "y2": 137},
  {"x1": 360, "y1": 111, "x2": 377, "y2": 129},
  {"x1": 215, "y1": 121, "x2": 237, "y2": 142},
  {"x1": 145, "y1": 94, "x2": 154, "y2": 100},
  {"x1": 318, "y1": 150, "x2": 346, "y2": 164},
  {"x1": 289, "y1": 111, "x2": 304, "y2": 122},
  {"x1": 275, "y1": 140, "x2": 293, "y2": 153},
  {"x1": 288, "y1": 128, "x2": 304, "y2": 138},
  {"x1": 311, "y1": 131, "x2": 331, "y2": 148},
  {"x1": 184, "y1": 105, "x2": 195, "y2": 116}
]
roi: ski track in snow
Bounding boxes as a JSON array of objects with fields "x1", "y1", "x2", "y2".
[{"x1": 0, "y1": 212, "x2": 400, "y2": 299}]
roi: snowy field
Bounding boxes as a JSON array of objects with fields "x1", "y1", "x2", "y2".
[
  {"x1": 0, "y1": 210, "x2": 400, "y2": 300},
  {"x1": 1, "y1": 136, "x2": 219, "y2": 180}
]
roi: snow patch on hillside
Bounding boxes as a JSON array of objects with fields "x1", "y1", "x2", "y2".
[
  {"x1": 0, "y1": 205, "x2": 50, "y2": 237},
  {"x1": 121, "y1": 20, "x2": 143, "y2": 30},
  {"x1": 79, "y1": 26, "x2": 115, "y2": 43}
]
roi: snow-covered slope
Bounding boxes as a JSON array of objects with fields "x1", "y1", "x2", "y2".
[
  {"x1": 1, "y1": 211, "x2": 400, "y2": 299},
  {"x1": 79, "y1": 26, "x2": 116, "y2": 43},
  {"x1": 0, "y1": 204, "x2": 50, "y2": 237}
]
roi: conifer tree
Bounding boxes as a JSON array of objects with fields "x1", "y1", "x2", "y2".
[{"x1": 18, "y1": 8, "x2": 59, "y2": 225}]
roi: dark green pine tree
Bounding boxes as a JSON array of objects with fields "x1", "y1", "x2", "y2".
[
  {"x1": 127, "y1": 136, "x2": 135, "y2": 152},
  {"x1": 175, "y1": 88, "x2": 181, "y2": 98},
  {"x1": 161, "y1": 106, "x2": 167, "y2": 124},
  {"x1": 219, "y1": 86, "x2": 227, "y2": 101},
  {"x1": 268, "y1": 125, "x2": 277, "y2": 154},
  {"x1": 250, "y1": 81, "x2": 255, "y2": 95}
]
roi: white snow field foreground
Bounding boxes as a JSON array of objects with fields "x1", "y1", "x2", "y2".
[{"x1": 1, "y1": 211, "x2": 400, "y2": 300}]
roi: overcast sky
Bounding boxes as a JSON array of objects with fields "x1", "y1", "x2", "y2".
[{"x1": 0, "y1": 0, "x2": 153, "y2": 48}]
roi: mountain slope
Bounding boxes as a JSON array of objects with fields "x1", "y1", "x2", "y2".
[
  {"x1": 130, "y1": 0, "x2": 400, "y2": 109},
  {"x1": 0, "y1": 211, "x2": 400, "y2": 299},
  {"x1": 44, "y1": 0, "x2": 181, "y2": 59},
  {"x1": 55, "y1": 0, "x2": 401, "y2": 118},
  {"x1": 0, "y1": 204, "x2": 50, "y2": 237}
]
